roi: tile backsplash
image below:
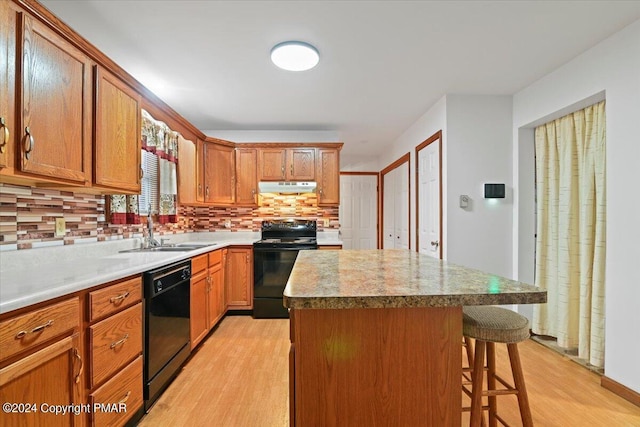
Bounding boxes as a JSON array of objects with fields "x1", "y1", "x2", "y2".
[{"x1": 0, "y1": 184, "x2": 338, "y2": 251}]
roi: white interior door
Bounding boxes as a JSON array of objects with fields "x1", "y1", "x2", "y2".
[
  {"x1": 383, "y1": 169, "x2": 395, "y2": 248},
  {"x1": 418, "y1": 138, "x2": 441, "y2": 258},
  {"x1": 394, "y1": 162, "x2": 409, "y2": 250},
  {"x1": 339, "y1": 175, "x2": 378, "y2": 249}
]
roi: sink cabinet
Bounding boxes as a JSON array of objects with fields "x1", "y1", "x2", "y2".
[{"x1": 0, "y1": 297, "x2": 83, "y2": 427}]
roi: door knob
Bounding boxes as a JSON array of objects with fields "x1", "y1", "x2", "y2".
[{"x1": 430, "y1": 241, "x2": 439, "y2": 248}]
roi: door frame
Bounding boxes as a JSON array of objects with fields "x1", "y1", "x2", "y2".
[
  {"x1": 340, "y1": 172, "x2": 380, "y2": 249},
  {"x1": 380, "y1": 153, "x2": 411, "y2": 250},
  {"x1": 415, "y1": 131, "x2": 443, "y2": 258}
]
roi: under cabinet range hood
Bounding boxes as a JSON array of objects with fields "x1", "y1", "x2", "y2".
[{"x1": 258, "y1": 181, "x2": 317, "y2": 194}]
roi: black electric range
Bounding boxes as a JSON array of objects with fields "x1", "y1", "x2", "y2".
[{"x1": 253, "y1": 220, "x2": 317, "y2": 318}]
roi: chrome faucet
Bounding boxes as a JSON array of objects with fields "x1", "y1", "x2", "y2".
[{"x1": 147, "y1": 206, "x2": 160, "y2": 247}]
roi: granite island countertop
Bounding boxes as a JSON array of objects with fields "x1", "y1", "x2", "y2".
[{"x1": 283, "y1": 249, "x2": 546, "y2": 309}]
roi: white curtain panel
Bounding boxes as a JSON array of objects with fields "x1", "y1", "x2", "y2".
[{"x1": 533, "y1": 100, "x2": 606, "y2": 368}]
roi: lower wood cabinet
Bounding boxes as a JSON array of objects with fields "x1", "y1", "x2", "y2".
[
  {"x1": 89, "y1": 356, "x2": 143, "y2": 427},
  {"x1": 191, "y1": 248, "x2": 227, "y2": 350},
  {"x1": 0, "y1": 298, "x2": 83, "y2": 427},
  {"x1": 225, "y1": 246, "x2": 253, "y2": 310},
  {"x1": 86, "y1": 275, "x2": 143, "y2": 427}
]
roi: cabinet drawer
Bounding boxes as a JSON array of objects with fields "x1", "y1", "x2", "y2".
[
  {"x1": 90, "y1": 356, "x2": 143, "y2": 427},
  {"x1": 208, "y1": 249, "x2": 223, "y2": 266},
  {"x1": 88, "y1": 276, "x2": 142, "y2": 322},
  {"x1": 89, "y1": 303, "x2": 142, "y2": 387},
  {"x1": 192, "y1": 253, "x2": 208, "y2": 274},
  {"x1": 0, "y1": 297, "x2": 79, "y2": 362}
]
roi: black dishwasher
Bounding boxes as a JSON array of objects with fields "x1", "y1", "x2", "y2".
[{"x1": 143, "y1": 260, "x2": 191, "y2": 411}]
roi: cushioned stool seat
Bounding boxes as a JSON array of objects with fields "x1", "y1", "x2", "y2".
[{"x1": 462, "y1": 306, "x2": 533, "y2": 427}]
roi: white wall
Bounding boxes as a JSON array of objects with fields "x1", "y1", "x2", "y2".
[
  {"x1": 378, "y1": 96, "x2": 447, "y2": 255},
  {"x1": 512, "y1": 19, "x2": 640, "y2": 392},
  {"x1": 446, "y1": 95, "x2": 513, "y2": 277}
]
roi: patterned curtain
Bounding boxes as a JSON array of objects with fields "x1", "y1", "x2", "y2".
[
  {"x1": 109, "y1": 194, "x2": 140, "y2": 224},
  {"x1": 109, "y1": 110, "x2": 179, "y2": 224},
  {"x1": 158, "y1": 128, "x2": 179, "y2": 224},
  {"x1": 532, "y1": 100, "x2": 606, "y2": 368}
]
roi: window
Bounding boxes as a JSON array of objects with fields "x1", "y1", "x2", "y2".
[{"x1": 139, "y1": 149, "x2": 159, "y2": 215}]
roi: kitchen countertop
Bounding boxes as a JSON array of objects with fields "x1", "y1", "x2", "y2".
[
  {"x1": 0, "y1": 232, "x2": 260, "y2": 314},
  {"x1": 284, "y1": 249, "x2": 546, "y2": 309}
]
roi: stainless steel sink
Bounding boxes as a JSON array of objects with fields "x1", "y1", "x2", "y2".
[{"x1": 119, "y1": 243, "x2": 217, "y2": 253}]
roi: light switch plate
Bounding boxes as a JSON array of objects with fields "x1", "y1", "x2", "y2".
[
  {"x1": 323, "y1": 218, "x2": 330, "y2": 227},
  {"x1": 55, "y1": 218, "x2": 66, "y2": 237}
]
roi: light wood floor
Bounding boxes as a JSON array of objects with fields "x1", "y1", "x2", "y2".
[{"x1": 138, "y1": 315, "x2": 640, "y2": 427}]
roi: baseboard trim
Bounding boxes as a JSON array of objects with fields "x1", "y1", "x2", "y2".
[{"x1": 601, "y1": 375, "x2": 640, "y2": 407}]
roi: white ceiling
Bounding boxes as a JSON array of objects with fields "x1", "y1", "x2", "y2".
[{"x1": 40, "y1": 1, "x2": 640, "y2": 158}]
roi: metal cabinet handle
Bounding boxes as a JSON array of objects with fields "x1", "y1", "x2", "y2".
[
  {"x1": 15, "y1": 320, "x2": 54, "y2": 339},
  {"x1": 205, "y1": 186, "x2": 210, "y2": 198},
  {"x1": 23, "y1": 126, "x2": 34, "y2": 159},
  {"x1": 110, "y1": 292, "x2": 130, "y2": 304},
  {"x1": 74, "y1": 348, "x2": 83, "y2": 384},
  {"x1": 430, "y1": 241, "x2": 439, "y2": 248},
  {"x1": 281, "y1": 165, "x2": 285, "y2": 177},
  {"x1": 119, "y1": 391, "x2": 131, "y2": 404},
  {"x1": 290, "y1": 164, "x2": 293, "y2": 175},
  {"x1": 0, "y1": 117, "x2": 8, "y2": 153},
  {"x1": 110, "y1": 333, "x2": 129, "y2": 349}
]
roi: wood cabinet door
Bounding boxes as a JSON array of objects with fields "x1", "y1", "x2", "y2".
[
  {"x1": 18, "y1": 14, "x2": 91, "y2": 184},
  {"x1": 208, "y1": 264, "x2": 224, "y2": 329},
  {"x1": 0, "y1": 1, "x2": 16, "y2": 171},
  {"x1": 190, "y1": 270, "x2": 208, "y2": 350},
  {"x1": 317, "y1": 148, "x2": 340, "y2": 205},
  {"x1": 235, "y1": 148, "x2": 257, "y2": 206},
  {"x1": 258, "y1": 148, "x2": 286, "y2": 181},
  {"x1": 177, "y1": 136, "x2": 198, "y2": 205},
  {"x1": 204, "y1": 142, "x2": 235, "y2": 205},
  {"x1": 225, "y1": 247, "x2": 253, "y2": 309},
  {"x1": 287, "y1": 148, "x2": 315, "y2": 181},
  {"x1": 93, "y1": 66, "x2": 141, "y2": 193},
  {"x1": 0, "y1": 334, "x2": 83, "y2": 427},
  {"x1": 196, "y1": 139, "x2": 205, "y2": 202}
]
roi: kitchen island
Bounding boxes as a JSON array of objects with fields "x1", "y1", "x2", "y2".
[{"x1": 283, "y1": 249, "x2": 546, "y2": 426}]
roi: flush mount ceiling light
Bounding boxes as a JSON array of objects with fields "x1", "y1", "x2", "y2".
[{"x1": 271, "y1": 41, "x2": 319, "y2": 71}]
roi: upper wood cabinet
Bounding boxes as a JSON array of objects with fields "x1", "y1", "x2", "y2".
[
  {"x1": 177, "y1": 136, "x2": 199, "y2": 205},
  {"x1": 258, "y1": 148, "x2": 315, "y2": 181},
  {"x1": 316, "y1": 148, "x2": 340, "y2": 206},
  {"x1": 93, "y1": 66, "x2": 141, "y2": 193},
  {"x1": 204, "y1": 141, "x2": 235, "y2": 205},
  {"x1": 0, "y1": 1, "x2": 16, "y2": 171},
  {"x1": 17, "y1": 12, "x2": 92, "y2": 185},
  {"x1": 235, "y1": 148, "x2": 258, "y2": 206}
]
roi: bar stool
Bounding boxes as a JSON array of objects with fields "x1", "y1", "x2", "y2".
[{"x1": 462, "y1": 306, "x2": 533, "y2": 427}]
